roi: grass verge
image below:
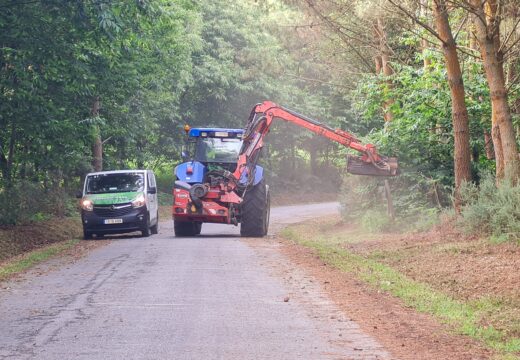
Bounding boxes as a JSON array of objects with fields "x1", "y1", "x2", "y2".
[
  {"x1": 281, "y1": 221, "x2": 520, "y2": 359},
  {"x1": 0, "y1": 239, "x2": 80, "y2": 281}
]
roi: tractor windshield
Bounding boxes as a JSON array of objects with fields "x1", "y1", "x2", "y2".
[{"x1": 194, "y1": 137, "x2": 242, "y2": 163}]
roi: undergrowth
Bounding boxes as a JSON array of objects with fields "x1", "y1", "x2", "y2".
[
  {"x1": 0, "y1": 239, "x2": 79, "y2": 281},
  {"x1": 0, "y1": 182, "x2": 77, "y2": 225},
  {"x1": 340, "y1": 172, "x2": 520, "y2": 243},
  {"x1": 459, "y1": 175, "x2": 520, "y2": 243},
  {"x1": 281, "y1": 222, "x2": 520, "y2": 358},
  {"x1": 339, "y1": 174, "x2": 442, "y2": 233}
]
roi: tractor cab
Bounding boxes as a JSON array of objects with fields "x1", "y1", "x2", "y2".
[
  {"x1": 188, "y1": 128, "x2": 243, "y2": 166},
  {"x1": 176, "y1": 128, "x2": 245, "y2": 183}
]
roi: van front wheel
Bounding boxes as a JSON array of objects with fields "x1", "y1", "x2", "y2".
[
  {"x1": 83, "y1": 229, "x2": 92, "y2": 240},
  {"x1": 141, "y1": 214, "x2": 151, "y2": 237},
  {"x1": 151, "y1": 212, "x2": 159, "y2": 234}
]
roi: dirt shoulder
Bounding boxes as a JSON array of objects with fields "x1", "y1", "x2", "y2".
[
  {"x1": 0, "y1": 217, "x2": 82, "y2": 262},
  {"x1": 278, "y1": 215, "x2": 520, "y2": 360}
]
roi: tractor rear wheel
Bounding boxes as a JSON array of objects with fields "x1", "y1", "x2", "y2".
[
  {"x1": 240, "y1": 179, "x2": 270, "y2": 237},
  {"x1": 174, "y1": 220, "x2": 200, "y2": 237}
]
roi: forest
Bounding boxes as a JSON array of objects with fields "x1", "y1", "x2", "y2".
[{"x1": 1, "y1": 0, "x2": 520, "y2": 241}]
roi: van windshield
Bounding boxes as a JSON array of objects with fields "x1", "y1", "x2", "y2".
[{"x1": 85, "y1": 173, "x2": 144, "y2": 194}]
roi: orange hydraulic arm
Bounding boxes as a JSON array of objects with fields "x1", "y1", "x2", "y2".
[{"x1": 233, "y1": 101, "x2": 398, "y2": 183}]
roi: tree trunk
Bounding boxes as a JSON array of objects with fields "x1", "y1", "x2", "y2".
[
  {"x1": 472, "y1": 0, "x2": 520, "y2": 184},
  {"x1": 374, "y1": 17, "x2": 394, "y2": 122},
  {"x1": 0, "y1": 134, "x2": 9, "y2": 183},
  {"x1": 4, "y1": 125, "x2": 16, "y2": 184},
  {"x1": 420, "y1": 0, "x2": 431, "y2": 69},
  {"x1": 507, "y1": 58, "x2": 520, "y2": 137},
  {"x1": 469, "y1": 27, "x2": 496, "y2": 162},
  {"x1": 433, "y1": 0, "x2": 472, "y2": 211},
  {"x1": 492, "y1": 114, "x2": 505, "y2": 179},
  {"x1": 374, "y1": 55, "x2": 382, "y2": 74},
  {"x1": 91, "y1": 97, "x2": 103, "y2": 172},
  {"x1": 483, "y1": 129, "x2": 495, "y2": 160}
]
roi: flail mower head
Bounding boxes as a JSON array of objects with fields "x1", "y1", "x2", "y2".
[{"x1": 346, "y1": 155, "x2": 399, "y2": 177}]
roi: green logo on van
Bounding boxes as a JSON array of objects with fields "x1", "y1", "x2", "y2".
[{"x1": 85, "y1": 192, "x2": 143, "y2": 205}]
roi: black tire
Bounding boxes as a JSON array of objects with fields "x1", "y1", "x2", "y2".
[
  {"x1": 195, "y1": 222, "x2": 202, "y2": 235},
  {"x1": 141, "y1": 214, "x2": 151, "y2": 237},
  {"x1": 150, "y1": 212, "x2": 159, "y2": 234},
  {"x1": 240, "y1": 179, "x2": 270, "y2": 237},
  {"x1": 83, "y1": 229, "x2": 92, "y2": 240},
  {"x1": 174, "y1": 221, "x2": 199, "y2": 237}
]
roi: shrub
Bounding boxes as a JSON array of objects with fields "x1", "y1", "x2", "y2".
[
  {"x1": 0, "y1": 182, "x2": 76, "y2": 225},
  {"x1": 339, "y1": 173, "x2": 442, "y2": 232},
  {"x1": 459, "y1": 175, "x2": 520, "y2": 242},
  {"x1": 157, "y1": 192, "x2": 172, "y2": 206},
  {"x1": 339, "y1": 175, "x2": 382, "y2": 221},
  {"x1": 155, "y1": 168, "x2": 174, "y2": 193},
  {"x1": 360, "y1": 209, "x2": 391, "y2": 232}
]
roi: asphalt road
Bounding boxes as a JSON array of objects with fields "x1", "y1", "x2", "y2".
[{"x1": 0, "y1": 202, "x2": 391, "y2": 360}]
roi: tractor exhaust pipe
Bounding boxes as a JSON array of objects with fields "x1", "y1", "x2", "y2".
[{"x1": 346, "y1": 155, "x2": 399, "y2": 177}]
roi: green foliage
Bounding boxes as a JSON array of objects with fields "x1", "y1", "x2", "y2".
[
  {"x1": 154, "y1": 167, "x2": 174, "y2": 193},
  {"x1": 341, "y1": 54, "x2": 500, "y2": 231},
  {"x1": 360, "y1": 209, "x2": 391, "y2": 232},
  {"x1": 339, "y1": 173, "x2": 442, "y2": 232},
  {"x1": 0, "y1": 182, "x2": 76, "y2": 225},
  {"x1": 0, "y1": 0, "x2": 347, "y2": 218},
  {"x1": 340, "y1": 175, "x2": 381, "y2": 221},
  {"x1": 157, "y1": 192, "x2": 172, "y2": 206},
  {"x1": 459, "y1": 175, "x2": 520, "y2": 242},
  {"x1": 352, "y1": 58, "x2": 493, "y2": 189}
]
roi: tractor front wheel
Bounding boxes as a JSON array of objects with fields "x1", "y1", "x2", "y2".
[{"x1": 240, "y1": 179, "x2": 270, "y2": 237}]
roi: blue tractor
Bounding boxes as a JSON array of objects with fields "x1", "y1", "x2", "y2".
[
  {"x1": 172, "y1": 101, "x2": 398, "y2": 237},
  {"x1": 173, "y1": 127, "x2": 269, "y2": 237}
]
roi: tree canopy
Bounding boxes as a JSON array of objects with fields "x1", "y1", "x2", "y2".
[{"x1": 1, "y1": 0, "x2": 520, "y2": 234}]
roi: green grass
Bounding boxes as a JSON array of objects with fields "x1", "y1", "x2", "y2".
[
  {"x1": 281, "y1": 225, "x2": 520, "y2": 358},
  {"x1": 0, "y1": 239, "x2": 79, "y2": 281}
]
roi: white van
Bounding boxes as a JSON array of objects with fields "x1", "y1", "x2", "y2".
[{"x1": 78, "y1": 170, "x2": 159, "y2": 239}]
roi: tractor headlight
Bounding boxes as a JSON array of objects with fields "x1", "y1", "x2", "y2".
[
  {"x1": 132, "y1": 194, "x2": 146, "y2": 208},
  {"x1": 81, "y1": 198, "x2": 94, "y2": 211}
]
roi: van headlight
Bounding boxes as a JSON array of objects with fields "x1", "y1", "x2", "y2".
[
  {"x1": 132, "y1": 194, "x2": 146, "y2": 208},
  {"x1": 81, "y1": 198, "x2": 94, "y2": 211}
]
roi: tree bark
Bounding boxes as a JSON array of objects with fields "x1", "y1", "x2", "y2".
[
  {"x1": 374, "y1": 55, "x2": 382, "y2": 75},
  {"x1": 491, "y1": 113, "x2": 505, "y2": 178},
  {"x1": 471, "y1": 0, "x2": 520, "y2": 184},
  {"x1": 469, "y1": 26, "x2": 496, "y2": 162},
  {"x1": 483, "y1": 129, "x2": 495, "y2": 160},
  {"x1": 374, "y1": 17, "x2": 394, "y2": 122},
  {"x1": 420, "y1": 0, "x2": 432, "y2": 69},
  {"x1": 0, "y1": 136, "x2": 9, "y2": 183},
  {"x1": 7, "y1": 124, "x2": 16, "y2": 183},
  {"x1": 91, "y1": 96, "x2": 103, "y2": 172},
  {"x1": 433, "y1": 0, "x2": 472, "y2": 211}
]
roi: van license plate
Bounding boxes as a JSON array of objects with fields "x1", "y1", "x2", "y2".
[{"x1": 104, "y1": 219, "x2": 123, "y2": 224}]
